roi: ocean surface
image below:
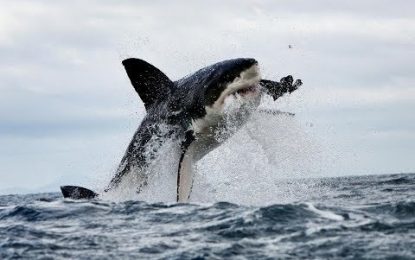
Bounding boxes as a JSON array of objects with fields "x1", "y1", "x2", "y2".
[{"x1": 1, "y1": 173, "x2": 414, "y2": 259}]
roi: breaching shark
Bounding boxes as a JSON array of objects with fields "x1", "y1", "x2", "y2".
[{"x1": 61, "y1": 58, "x2": 302, "y2": 202}]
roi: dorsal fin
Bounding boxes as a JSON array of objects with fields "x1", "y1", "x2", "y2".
[{"x1": 122, "y1": 58, "x2": 173, "y2": 109}]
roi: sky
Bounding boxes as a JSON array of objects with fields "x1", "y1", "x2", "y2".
[{"x1": 0, "y1": 0, "x2": 414, "y2": 194}]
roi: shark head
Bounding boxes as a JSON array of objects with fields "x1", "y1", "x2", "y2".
[
  {"x1": 185, "y1": 58, "x2": 262, "y2": 136},
  {"x1": 201, "y1": 58, "x2": 261, "y2": 111}
]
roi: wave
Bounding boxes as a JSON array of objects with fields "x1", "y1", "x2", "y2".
[{"x1": 1, "y1": 174, "x2": 414, "y2": 259}]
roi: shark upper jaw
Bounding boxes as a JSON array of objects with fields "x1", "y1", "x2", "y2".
[{"x1": 209, "y1": 63, "x2": 261, "y2": 111}]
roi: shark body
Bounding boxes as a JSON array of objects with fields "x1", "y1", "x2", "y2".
[{"x1": 61, "y1": 58, "x2": 302, "y2": 202}]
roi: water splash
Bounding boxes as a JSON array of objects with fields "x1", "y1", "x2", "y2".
[
  {"x1": 101, "y1": 136, "x2": 181, "y2": 203},
  {"x1": 102, "y1": 110, "x2": 325, "y2": 205},
  {"x1": 192, "y1": 111, "x2": 324, "y2": 205}
]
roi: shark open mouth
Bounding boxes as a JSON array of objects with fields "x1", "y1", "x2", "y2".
[{"x1": 232, "y1": 84, "x2": 259, "y2": 97}]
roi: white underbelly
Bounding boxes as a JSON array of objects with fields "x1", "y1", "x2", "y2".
[{"x1": 178, "y1": 93, "x2": 261, "y2": 202}]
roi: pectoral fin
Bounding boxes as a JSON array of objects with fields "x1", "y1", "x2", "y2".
[{"x1": 177, "y1": 131, "x2": 195, "y2": 203}]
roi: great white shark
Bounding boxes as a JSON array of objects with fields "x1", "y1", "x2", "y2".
[{"x1": 61, "y1": 58, "x2": 302, "y2": 202}]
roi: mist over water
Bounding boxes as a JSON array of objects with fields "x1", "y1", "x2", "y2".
[{"x1": 193, "y1": 111, "x2": 323, "y2": 205}]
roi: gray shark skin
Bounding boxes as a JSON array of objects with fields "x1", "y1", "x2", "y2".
[{"x1": 60, "y1": 58, "x2": 302, "y2": 202}]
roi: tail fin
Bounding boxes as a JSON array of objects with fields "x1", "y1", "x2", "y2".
[{"x1": 60, "y1": 186, "x2": 98, "y2": 199}]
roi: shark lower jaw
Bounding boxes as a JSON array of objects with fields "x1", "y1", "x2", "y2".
[
  {"x1": 229, "y1": 83, "x2": 260, "y2": 98},
  {"x1": 192, "y1": 83, "x2": 261, "y2": 137},
  {"x1": 218, "y1": 80, "x2": 261, "y2": 113},
  {"x1": 191, "y1": 64, "x2": 262, "y2": 135}
]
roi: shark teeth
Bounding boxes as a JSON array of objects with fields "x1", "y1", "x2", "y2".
[{"x1": 233, "y1": 84, "x2": 259, "y2": 96}]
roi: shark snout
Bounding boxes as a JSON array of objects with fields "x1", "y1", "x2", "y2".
[{"x1": 227, "y1": 58, "x2": 258, "y2": 76}]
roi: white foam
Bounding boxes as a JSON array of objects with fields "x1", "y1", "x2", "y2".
[{"x1": 305, "y1": 202, "x2": 344, "y2": 221}]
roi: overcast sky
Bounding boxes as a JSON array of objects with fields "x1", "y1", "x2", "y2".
[{"x1": 0, "y1": 1, "x2": 414, "y2": 193}]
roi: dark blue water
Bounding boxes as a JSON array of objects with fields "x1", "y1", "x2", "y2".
[{"x1": 1, "y1": 173, "x2": 414, "y2": 259}]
